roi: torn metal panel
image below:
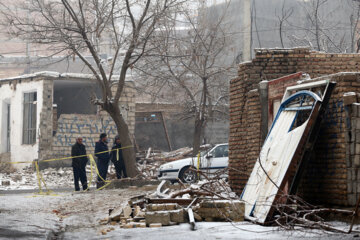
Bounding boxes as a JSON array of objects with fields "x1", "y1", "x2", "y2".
[{"x1": 241, "y1": 81, "x2": 335, "y2": 224}]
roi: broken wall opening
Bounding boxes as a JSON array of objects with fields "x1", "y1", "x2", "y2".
[{"x1": 53, "y1": 80, "x2": 102, "y2": 118}]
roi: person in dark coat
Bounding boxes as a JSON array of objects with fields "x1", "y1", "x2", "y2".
[
  {"x1": 71, "y1": 137, "x2": 88, "y2": 191},
  {"x1": 110, "y1": 135, "x2": 128, "y2": 179},
  {"x1": 95, "y1": 133, "x2": 110, "y2": 188}
]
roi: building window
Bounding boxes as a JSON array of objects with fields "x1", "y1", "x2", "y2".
[{"x1": 23, "y1": 92, "x2": 37, "y2": 144}]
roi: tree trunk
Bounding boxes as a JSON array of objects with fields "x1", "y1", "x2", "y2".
[
  {"x1": 192, "y1": 114, "x2": 205, "y2": 157},
  {"x1": 105, "y1": 102, "x2": 138, "y2": 177}
]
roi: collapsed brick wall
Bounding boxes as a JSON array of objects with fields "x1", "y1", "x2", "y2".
[{"x1": 229, "y1": 48, "x2": 360, "y2": 206}]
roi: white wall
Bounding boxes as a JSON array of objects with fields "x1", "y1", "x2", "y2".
[{"x1": 0, "y1": 80, "x2": 44, "y2": 169}]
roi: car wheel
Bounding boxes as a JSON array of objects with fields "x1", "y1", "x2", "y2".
[{"x1": 179, "y1": 166, "x2": 197, "y2": 183}]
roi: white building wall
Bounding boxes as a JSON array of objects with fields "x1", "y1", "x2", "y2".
[{"x1": 0, "y1": 80, "x2": 44, "y2": 168}]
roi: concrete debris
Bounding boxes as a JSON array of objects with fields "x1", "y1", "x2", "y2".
[
  {"x1": 109, "y1": 206, "x2": 124, "y2": 221},
  {"x1": 102, "y1": 177, "x2": 244, "y2": 231}
]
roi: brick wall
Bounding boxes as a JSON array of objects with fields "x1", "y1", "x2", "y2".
[
  {"x1": 230, "y1": 48, "x2": 360, "y2": 206},
  {"x1": 44, "y1": 82, "x2": 136, "y2": 167}
]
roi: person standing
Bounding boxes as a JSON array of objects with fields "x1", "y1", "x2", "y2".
[
  {"x1": 71, "y1": 137, "x2": 88, "y2": 191},
  {"x1": 110, "y1": 135, "x2": 128, "y2": 179},
  {"x1": 95, "y1": 133, "x2": 110, "y2": 189}
]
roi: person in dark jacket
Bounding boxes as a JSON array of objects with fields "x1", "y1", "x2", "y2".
[
  {"x1": 110, "y1": 135, "x2": 128, "y2": 179},
  {"x1": 71, "y1": 137, "x2": 88, "y2": 191},
  {"x1": 95, "y1": 133, "x2": 110, "y2": 189}
]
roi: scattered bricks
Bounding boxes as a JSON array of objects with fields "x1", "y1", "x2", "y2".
[
  {"x1": 205, "y1": 217, "x2": 214, "y2": 222},
  {"x1": 145, "y1": 211, "x2": 170, "y2": 226},
  {"x1": 169, "y1": 209, "x2": 187, "y2": 223},
  {"x1": 149, "y1": 223, "x2": 162, "y2": 228},
  {"x1": 109, "y1": 206, "x2": 124, "y2": 221},
  {"x1": 1, "y1": 180, "x2": 10, "y2": 186}
]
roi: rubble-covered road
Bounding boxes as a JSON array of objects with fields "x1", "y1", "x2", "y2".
[{"x1": 0, "y1": 188, "x2": 359, "y2": 240}]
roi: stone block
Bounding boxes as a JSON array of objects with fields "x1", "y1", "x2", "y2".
[
  {"x1": 145, "y1": 211, "x2": 170, "y2": 226},
  {"x1": 169, "y1": 209, "x2": 186, "y2": 223}
]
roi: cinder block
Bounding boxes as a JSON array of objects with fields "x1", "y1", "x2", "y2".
[
  {"x1": 169, "y1": 209, "x2": 186, "y2": 223},
  {"x1": 145, "y1": 211, "x2": 170, "y2": 226}
]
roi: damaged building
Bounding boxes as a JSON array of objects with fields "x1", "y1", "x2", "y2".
[
  {"x1": 0, "y1": 72, "x2": 135, "y2": 168},
  {"x1": 229, "y1": 47, "x2": 360, "y2": 208}
]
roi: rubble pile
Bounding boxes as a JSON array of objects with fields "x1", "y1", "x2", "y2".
[
  {"x1": 0, "y1": 166, "x2": 97, "y2": 190},
  {"x1": 100, "y1": 177, "x2": 244, "y2": 229},
  {"x1": 135, "y1": 144, "x2": 212, "y2": 179}
]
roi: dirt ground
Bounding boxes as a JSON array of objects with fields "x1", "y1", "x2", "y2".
[{"x1": 0, "y1": 187, "x2": 359, "y2": 240}]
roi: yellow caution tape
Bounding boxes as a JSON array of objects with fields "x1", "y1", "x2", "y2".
[
  {"x1": 5, "y1": 145, "x2": 133, "y2": 164},
  {"x1": 5, "y1": 145, "x2": 133, "y2": 196},
  {"x1": 197, "y1": 152, "x2": 200, "y2": 179}
]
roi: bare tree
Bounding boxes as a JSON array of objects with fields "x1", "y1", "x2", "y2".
[
  {"x1": 276, "y1": 0, "x2": 293, "y2": 48},
  {"x1": 0, "y1": 0, "x2": 182, "y2": 176},
  {"x1": 284, "y1": 0, "x2": 352, "y2": 53},
  {"x1": 137, "y1": 0, "x2": 235, "y2": 156},
  {"x1": 349, "y1": 0, "x2": 360, "y2": 52}
]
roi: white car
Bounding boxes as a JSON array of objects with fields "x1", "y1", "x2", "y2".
[{"x1": 157, "y1": 143, "x2": 229, "y2": 183}]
